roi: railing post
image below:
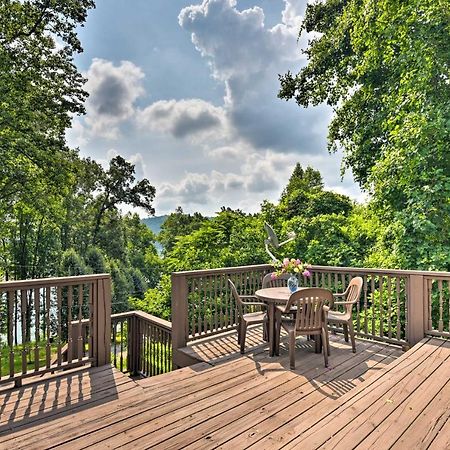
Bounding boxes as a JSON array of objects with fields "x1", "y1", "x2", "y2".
[
  {"x1": 407, "y1": 274, "x2": 426, "y2": 347},
  {"x1": 171, "y1": 273, "x2": 189, "y2": 368},
  {"x1": 94, "y1": 275, "x2": 112, "y2": 366}
]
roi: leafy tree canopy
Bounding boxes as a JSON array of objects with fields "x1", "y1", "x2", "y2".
[
  {"x1": 279, "y1": 0, "x2": 450, "y2": 270},
  {"x1": 0, "y1": 0, "x2": 95, "y2": 206},
  {"x1": 158, "y1": 207, "x2": 207, "y2": 255}
]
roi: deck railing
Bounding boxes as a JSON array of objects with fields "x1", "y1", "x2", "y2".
[
  {"x1": 0, "y1": 274, "x2": 111, "y2": 387},
  {"x1": 171, "y1": 264, "x2": 450, "y2": 367},
  {"x1": 111, "y1": 311, "x2": 172, "y2": 377}
]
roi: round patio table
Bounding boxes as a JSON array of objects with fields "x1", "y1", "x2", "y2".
[{"x1": 255, "y1": 286, "x2": 309, "y2": 357}]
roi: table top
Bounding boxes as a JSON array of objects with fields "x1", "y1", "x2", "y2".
[{"x1": 255, "y1": 286, "x2": 307, "y2": 303}]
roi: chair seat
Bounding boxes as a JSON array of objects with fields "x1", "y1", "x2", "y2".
[
  {"x1": 328, "y1": 310, "x2": 351, "y2": 322},
  {"x1": 243, "y1": 311, "x2": 267, "y2": 323},
  {"x1": 275, "y1": 305, "x2": 297, "y2": 315},
  {"x1": 281, "y1": 320, "x2": 322, "y2": 334}
]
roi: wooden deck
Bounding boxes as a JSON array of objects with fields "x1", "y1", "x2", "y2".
[{"x1": 0, "y1": 332, "x2": 449, "y2": 449}]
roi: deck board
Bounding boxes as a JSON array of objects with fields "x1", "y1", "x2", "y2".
[{"x1": 0, "y1": 330, "x2": 448, "y2": 449}]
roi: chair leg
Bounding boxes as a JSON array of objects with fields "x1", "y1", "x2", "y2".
[
  {"x1": 240, "y1": 321, "x2": 247, "y2": 354},
  {"x1": 322, "y1": 328, "x2": 328, "y2": 367},
  {"x1": 289, "y1": 331, "x2": 296, "y2": 370},
  {"x1": 348, "y1": 320, "x2": 356, "y2": 353},
  {"x1": 274, "y1": 310, "x2": 281, "y2": 356},
  {"x1": 237, "y1": 318, "x2": 241, "y2": 344},
  {"x1": 325, "y1": 325, "x2": 331, "y2": 356},
  {"x1": 343, "y1": 324, "x2": 349, "y2": 342}
]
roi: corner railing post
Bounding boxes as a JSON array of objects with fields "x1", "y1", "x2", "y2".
[
  {"x1": 171, "y1": 273, "x2": 189, "y2": 368},
  {"x1": 94, "y1": 275, "x2": 112, "y2": 366},
  {"x1": 407, "y1": 274, "x2": 426, "y2": 347}
]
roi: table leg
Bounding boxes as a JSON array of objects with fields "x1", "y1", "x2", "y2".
[
  {"x1": 269, "y1": 303, "x2": 275, "y2": 357},
  {"x1": 314, "y1": 334, "x2": 322, "y2": 354}
]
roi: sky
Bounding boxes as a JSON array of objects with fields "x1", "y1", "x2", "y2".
[{"x1": 66, "y1": 0, "x2": 363, "y2": 217}]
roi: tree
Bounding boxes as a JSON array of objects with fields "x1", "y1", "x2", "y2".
[
  {"x1": 0, "y1": 0, "x2": 95, "y2": 208},
  {"x1": 279, "y1": 0, "x2": 450, "y2": 269},
  {"x1": 166, "y1": 209, "x2": 266, "y2": 271},
  {"x1": 92, "y1": 156, "x2": 156, "y2": 244},
  {"x1": 280, "y1": 164, "x2": 323, "y2": 201},
  {"x1": 158, "y1": 207, "x2": 206, "y2": 255}
]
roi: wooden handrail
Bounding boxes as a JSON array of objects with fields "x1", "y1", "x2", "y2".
[
  {"x1": 111, "y1": 311, "x2": 172, "y2": 332},
  {"x1": 0, "y1": 273, "x2": 111, "y2": 290},
  {"x1": 172, "y1": 264, "x2": 450, "y2": 278}
]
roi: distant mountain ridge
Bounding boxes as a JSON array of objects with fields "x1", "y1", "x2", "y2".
[{"x1": 142, "y1": 215, "x2": 168, "y2": 236}]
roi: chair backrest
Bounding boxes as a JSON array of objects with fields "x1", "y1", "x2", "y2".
[
  {"x1": 262, "y1": 272, "x2": 291, "y2": 288},
  {"x1": 228, "y1": 279, "x2": 244, "y2": 318},
  {"x1": 285, "y1": 288, "x2": 333, "y2": 332},
  {"x1": 340, "y1": 276, "x2": 363, "y2": 315}
]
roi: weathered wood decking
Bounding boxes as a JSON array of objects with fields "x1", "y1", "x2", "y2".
[{"x1": 0, "y1": 333, "x2": 449, "y2": 449}]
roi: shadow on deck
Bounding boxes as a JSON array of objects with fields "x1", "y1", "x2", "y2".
[{"x1": 1, "y1": 327, "x2": 449, "y2": 449}]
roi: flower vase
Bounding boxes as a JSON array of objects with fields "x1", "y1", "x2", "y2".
[{"x1": 287, "y1": 274, "x2": 298, "y2": 293}]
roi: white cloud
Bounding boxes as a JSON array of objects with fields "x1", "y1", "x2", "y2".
[
  {"x1": 84, "y1": 59, "x2": 145, "y2": 139},
  {"x1": 178, "y1": 0, "x2": 328, "y2": 154},
  {"x1": 137, "y1": 99, "x2": 227, "y2": 141}
]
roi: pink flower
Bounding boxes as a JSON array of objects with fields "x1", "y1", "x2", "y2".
[
  {"x1": 295, "y1": 259, "x2": 301, "y2": 265},
  {"x1": 271, "y1": 272, "x2": 277, "y2": 280},
  {"x1": 303, "y1": 269, "x2": 311, "y2": 277},
  {"x1": 283, "y1": 258, "x2": 289, "y2": 267}
]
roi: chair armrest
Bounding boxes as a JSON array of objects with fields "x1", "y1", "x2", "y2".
[
  {"x1": 333, "y1": 301, "x2": 355, "y2": 305},
  {"x1": 241, "y1": 301, "x2": 267, "y2": 309},
  {"x1": 240, "y1": 295, "x2": 258, "y2": 301},
  {"x1": 333, "y1": 292, "x2": 346, "y2": 297}
]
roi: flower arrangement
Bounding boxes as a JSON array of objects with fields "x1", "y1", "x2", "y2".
[{"x1": 272, "y1": 258, "x2": 311, "y2": 279}]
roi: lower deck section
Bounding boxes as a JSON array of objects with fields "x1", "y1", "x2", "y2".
[{"x1": 0, "y1": 332, "x2": 448, "y2": 449}]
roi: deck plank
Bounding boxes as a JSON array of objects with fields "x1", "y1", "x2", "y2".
[{"x1": 428, "y1": 416, "x2": 450, "y2": 450}]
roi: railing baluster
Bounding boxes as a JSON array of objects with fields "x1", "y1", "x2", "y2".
[
  {"x1": 214, "y1": 275, "x2": 219, "y2": 330},
  {"x1": 438, "y1": 279, "x2": 444, "y2": 332},
  {"x1": 89, "y1": 282, "x2": 94, "y2": 360},
  {"x1": 447, "y1": 280, "x2": 450, "y2": 333},
  {"x1": 204, "y1": 276, "x2": 209, "y2": 333},
  {"x1": 363, "y1": 275, "x2": 368, "y2": 335},
  {"x1": 189, "y1": 279, "x2": 195, "y2": 337},
  {"x1": 379, "y1": 276, "x2": 384, "y2": 338},
  {"x1": 34, "y1": 288, "x2": 40, "y2": 372},
  {"x1": 67, "y1": 286, "x2": 73, "y2": 364},
  {"x1": 77, "y1": 284, "x2": 83, "y2": 360},
  {"x1": 387, "y1": 276, "x2": 392, "y2": 339},
  {"x1": 396, "y1": 277, "x2": 401, "y2": 339},
  {"x1": 45, "y1": 287, "x2": 51, "y2": 369},
  {"x1": 119, "y1": 320, "x2": 124, "y2": 372},
  {"x1": 21, "y1": 289, "x2": 27, "y2": 375},
  {"x1": 197, "y1": 278, "x2": 202, "y2": 336},
  {"x1": 371, "y1": 275, "x2": 376, "y2": 337},
  {"x1": 8, "y1": 290, "x2": 15, "y2": 378}
]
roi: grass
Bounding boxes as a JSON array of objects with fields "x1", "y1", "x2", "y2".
[{"x1": 0, "y1": 341, "x2": 60, "y2": 377}]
